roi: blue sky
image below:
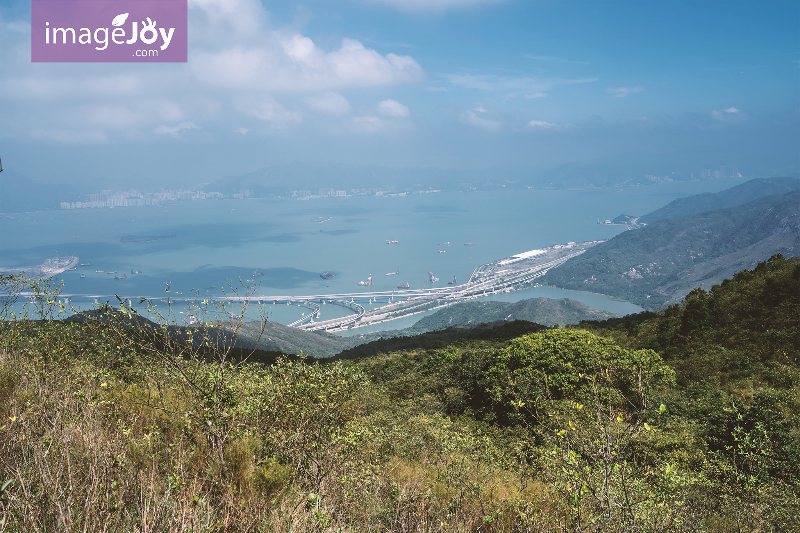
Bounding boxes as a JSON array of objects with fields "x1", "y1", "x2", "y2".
[{"x1": 0, "y1": 0, "x2": 798, "y2": 188}]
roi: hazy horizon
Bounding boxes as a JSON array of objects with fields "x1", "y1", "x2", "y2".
[{"x1": 0, "y1": 0, "x2": 798, "y2": 191}]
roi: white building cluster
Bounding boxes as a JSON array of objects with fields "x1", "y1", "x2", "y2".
[{"x1": 60, "y1": 189, "x2": 224, "y2": 210}]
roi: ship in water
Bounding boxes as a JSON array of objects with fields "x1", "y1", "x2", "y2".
[
  {"x1": 385, "y1": 270, "x2": 400, "y2": 276},
  {"x1": 397, "y1": 281, "x2": 410, "y2": 289},
  {"x1": 357, "y1": 274, "x2": 373, "y2": 286},
  {"x1": 438, "y1": 242, "x2": 450, "y2": 246},
  {"x1": 95, "y1": 270, "x2": 105, "y2": 273},
  {"x1": 80, "y1": 273, "x2": 85, "y2": 279},
  {"x1": 386, "y1": 239, "x2": 399, "y2": 244},
  {"x1": 203, "y1": 286, "x2": 216, "y2": 290},
  {"x1": 253, "y1": 270, "x2": 264, "y2": 277},
  {"x1": 448, "y1": 275, "x2": 457, "y2": 285},
  {"x1": 131, "y1": 268, "x2": 142, "y2": 274},
  {"x1": 428, "y1": 271, "x2": 439, "y2": 283},
  {"x1": 107, "y1": 271, "x2": 117, "y2": 274},
  {"x1": 464, "y1": 243, "x2": 475, "y2": 246},
  {"x1": 114, "y1": 274, "x2": 127, "y2": 280},
  {"x1": 438, "y1": 250, "x2": 446, "y2": 253},
  {"x1": 320, "y1": 271, "x2": 335, "y2": 280}
]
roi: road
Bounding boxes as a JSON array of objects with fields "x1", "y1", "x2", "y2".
[{"x1": 14, "y1": 241, "x2": 600, "y2": 332}]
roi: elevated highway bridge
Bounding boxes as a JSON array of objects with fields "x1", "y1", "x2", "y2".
[{"x1": 14, "y1": 241, "x2": 600, "y2": 332}]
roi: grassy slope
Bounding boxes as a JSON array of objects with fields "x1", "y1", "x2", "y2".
[{"x1": 2, "y1": 257, "x2": 798, "y2": 531}]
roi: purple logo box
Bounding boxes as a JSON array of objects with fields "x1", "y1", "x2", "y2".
[{"x1": 32, "y1": 0, "x2": 187, "y2": 62}]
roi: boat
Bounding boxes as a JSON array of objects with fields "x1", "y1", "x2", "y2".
[
  {"x1": 428, "y1": 271, "x2": 439, "y2": 283},
  {"x1": 438, "y1": 250, "x2": 446, "y2": 253},
  {"x1": 320, "y1": 271, "x2": 335, "y2": 280},
  {"x1": 79, "y1": 263, "x2": 92, "y2": 266},
  {"x1": 464, "y1": 243, "x2": 475, "y2": 246},
  {"x1": 131, "y1": 268, "x2": 142, "y2": 274},
  {"x1": 107, "y1": 271, "x2": 117, "y2": 274},
  {"x1": 386, "y1": 240, "x2": 399, "y2": 244},
  {"x1": 80, "y1": 273, "x2": 85, "y2": 279},
  {"x1": 357, "y1": 274, "x2": 373, "y2": 286},
  {"x1": 385, "y1": 270, "x2": 400, "y2": 276},
  {"x1": 253, "y1": 270, "x2": 264, "y2": 277},
  {"x1": 203, "y1": 286, "x2": 216, "y2": 290},
  {"x1": 438, "y1": 242, "x2": 450, "y2": 246},
  {"x1": 114, "y1": 275, "x2": 127, "y2": 280},
  {"x1": 397, "y1": 281, "x2": 410, "y2": 289},
  {"x1": 448, "y1": 275, "x2": 457, "y2": 285},
  {"x1": 95, "y1": 270, "x2": 105, "y2": 273}
]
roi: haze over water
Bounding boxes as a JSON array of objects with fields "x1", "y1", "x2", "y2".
[{"x1": 1, "y1": 177, "x2": 749, "y2": 325}]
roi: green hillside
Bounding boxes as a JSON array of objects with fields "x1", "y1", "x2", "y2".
[
  {"x1": 0, "y1": 257, "x2": 798, "y2": 530},
  {"x1": 542, "y1": 190, "x2": 800, "y2": 309},
  {"x1": 409, "y1": 297, "x2": 618, "y2": 330}
]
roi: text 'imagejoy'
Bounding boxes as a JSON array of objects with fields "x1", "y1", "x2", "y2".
[{"x1": 31, "y1": 0, "x2": 187, "y2": 62}]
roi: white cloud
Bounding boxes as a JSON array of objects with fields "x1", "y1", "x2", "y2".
[
  {"x1": 233, "y1": 127, "x2": 250, "y2": 134},
  {"x1": 710, "y1": 107, "x2": 747, "y2": 124},
  {"x1": 445, "y1": 73, "x2": 597, "y2": 94},
  {"x1": 235, "y1": 95, "x2": 301, "y2": 125},
  {"x1": 154, "y1": 122, "x2": 200, "y2": 137},
  {"x1": 606, "y1": 86, "x2": 644, "y2": 98},
  {"x1": 352, "y1": 115, "x2": 387, "y2": 133},
  {"x1": 0, "y1": 0, "x2": 423, "y2": 143},
  {"x1": 378, "y1": 99, "x2": 410, "y2": 118},
  {"x1": 460, "y1": 107, "x2": 503, "y2": 131},
  {"x1": 524, "y1": 92, "x2": 547, "y2": 99},
  {"x1": 528, "y1": 120, "x2": 557, "y2": 129},
  {"x1": 305, "y1": 92, "x2": 351, "y2": 115},
  {"x1": 194, "y1": 36, "x2": 424, "y2": 92}
]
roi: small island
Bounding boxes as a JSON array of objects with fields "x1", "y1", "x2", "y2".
[{"x1": 120, "y1": 235, "x2": 176, "y2": 243}]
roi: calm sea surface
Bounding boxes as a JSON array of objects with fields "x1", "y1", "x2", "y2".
[{"x1": 0, "y1": 178, "x2": 748, "y2": 326}]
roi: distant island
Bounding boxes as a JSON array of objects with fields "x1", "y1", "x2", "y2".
[{"x1": 120, "y1": 235, "x2": 176, "y2": 243}]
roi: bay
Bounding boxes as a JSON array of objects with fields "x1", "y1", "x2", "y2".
[{"x1": 0, "y1": 177, "x2": 748, "y2": 326}]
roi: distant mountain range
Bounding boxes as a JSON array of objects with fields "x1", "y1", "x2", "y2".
[
  {"x1": 639, "y1": 177, "x2": 800, "y2": 224},
  {"x1": 204, "y1": 162, "x2": 534, "y2": 196},
  {"x1": 203, "y1": 161, "x2": 740, "y2": 196},
  {"x1": 0, "y1": 169, "x2": 84, "y2": 213},
  {"x1": 542, "y1": 183, "x2": 800, "y2": 309}
]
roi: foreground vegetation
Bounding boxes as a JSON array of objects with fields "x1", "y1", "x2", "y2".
[{"x1": 0, "y1": 254, "x2": 797, "y2": 532}]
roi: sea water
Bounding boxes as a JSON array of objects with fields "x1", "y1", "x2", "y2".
[{"x1": 0, "y1": 177, "x2": 749, "y2": 326}]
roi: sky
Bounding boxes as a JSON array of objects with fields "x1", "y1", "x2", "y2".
[{"x1": 0, "y1": 0, "x2": 798, "y2": 189}]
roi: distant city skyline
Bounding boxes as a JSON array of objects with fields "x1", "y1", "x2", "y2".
[{"x1": 0, "y1": 0, "x2": 797, "y2": 190}]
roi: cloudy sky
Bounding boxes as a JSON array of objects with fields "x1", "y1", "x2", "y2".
[{"x1": 0, "y1": 0, "x2": 798, "y2": 188}]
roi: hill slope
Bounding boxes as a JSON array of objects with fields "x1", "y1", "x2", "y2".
[
  {"x1": 639, "y1": 177, "x2": 800, "y2": 224},
  {"x1": 541, "y1": 190, "x2": 800, "y2": 309},
  {"x1": 408, "y1": 297, "x2": 618, "y2": 331}
]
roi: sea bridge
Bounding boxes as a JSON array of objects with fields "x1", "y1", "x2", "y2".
[{"x1": 12, "y1": 241, "x2": 600, "y2": 332}]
